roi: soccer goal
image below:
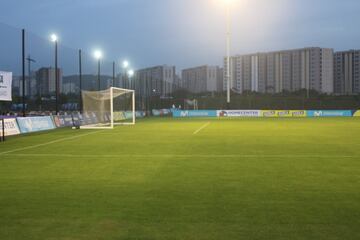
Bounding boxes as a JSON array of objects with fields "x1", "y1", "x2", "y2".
[{"x1": 80, "y1": 87, "x2": 135, "y2": 129}]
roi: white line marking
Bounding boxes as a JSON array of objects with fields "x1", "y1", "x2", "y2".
[
  {"x1": 1, "y1": 154, "x2": 358, "y2": 159},
  {"x1": 0, "y1": 130, "x2": 104, "y2": 155},
  {"x1": 193, "y1": 122, "x2": 211, "y2": 135}
]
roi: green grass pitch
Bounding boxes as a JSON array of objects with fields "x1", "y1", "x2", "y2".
[{"x1": 0, "y1": 118, "x2": 359, "y2": 240}]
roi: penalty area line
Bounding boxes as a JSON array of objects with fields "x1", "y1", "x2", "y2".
[
  {"x1": 193, "y1": 122, "x2": 211, "y2": 135},
  {"x1": 0, "y1": 130, "x2": 104, "y2": 156}
]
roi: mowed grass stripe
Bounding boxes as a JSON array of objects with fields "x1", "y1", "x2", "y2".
[{"x1": 1, "y1": 153, "x2": 359, "y2": 158}]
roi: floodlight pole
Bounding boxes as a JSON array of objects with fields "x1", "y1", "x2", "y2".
[
  {"x1": 22, "y1": 29, "x2": 26, "y2": 117},
  {"x1": 112, "y1": 61, "x2": 115, "y2": 87},
  {"x1": 226, "y1": 3, "x2": 231, "y2": 109},
  {"x1": 54, "y1": 39, "x2": 59, "y2": 115},
  {"x1": 110, "y1": 87, "x2": 114, "y2": 128},
  {"x1": 97, "y1": 59, "x2": 101, "y2": 91},
  {"x1": 132, "y1": 90, "x2": 136, "y2": 124},
  {"x1": 123, "y1": 70, "x2": 127, "y2": 89},
  {"x1": 79, "y1": 49, "x2": 82, "y2": 112}
]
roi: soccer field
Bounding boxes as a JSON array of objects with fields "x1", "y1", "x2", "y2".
[{"x1": 0, "y1": 118, "x2": 359, "y2": 240}]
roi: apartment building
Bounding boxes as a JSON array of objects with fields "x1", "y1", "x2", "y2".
[
  {"x1": 134, "y1": 65, "x2": 175, "y2": 97},
  {"x1": 224, "y1": 47, "x2": 334, "y2": 94},
  {"x1": 182, "y1": 65, "x2": 223, "y2": 93},
  {"x1": 334, "y1": 50, "x2": 360, "y2": 95},
  {"x1": 36, "y1": 67, "x2": 63, "y2": 96}
]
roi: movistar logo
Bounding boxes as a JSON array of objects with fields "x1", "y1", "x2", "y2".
[
  {"x1": 314, "y1": 111, "x2": 323, "y2": 117},
  {"x1": 180, "y1": 111, "x2": 189, "y2": 117}
]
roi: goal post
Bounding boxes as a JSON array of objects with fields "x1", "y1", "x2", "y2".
[{"x1": 80, "y1": 87, "x2": 135, "y2": 129}]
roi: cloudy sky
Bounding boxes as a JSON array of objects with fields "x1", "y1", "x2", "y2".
[{"x1": 1, "y1": 0, "x2": 360, "y2": 74}]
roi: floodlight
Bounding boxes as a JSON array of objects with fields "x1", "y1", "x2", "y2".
[
  {"x1": 123, "y1": 60, "x2": 129, "y2": 69},
  {"x1": 50, "y1": 34, "x2": 58, "y2": 42},
  {"x1": 94, "y1": 50, "x2": 103, "y2": 60},
  {"x1": 128, "y1": 69, "x2": 134, "y2": 77}
]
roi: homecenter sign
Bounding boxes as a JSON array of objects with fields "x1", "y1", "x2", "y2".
[{"x1": 217, "y1": 110, "x2": 260, "y2": 117}]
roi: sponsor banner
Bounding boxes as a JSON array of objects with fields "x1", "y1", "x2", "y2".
[
  {"x1": 0, "y1": 71, "x2": 12, "y2": 101},
  {"x1": 17, "y1": 116, "x2": 56, "y2": 133},
  {"x1": 0, "y1": 115, "x2": 19, "y2": 119},
  {"x1": 152, "y1": 109, "x2": 161, "y2": 116},
  {"x1": 261, "y1": 110, "x2": 307, "y2": 118},
  {"x1": 114, "y1": 111, "x2": 126, "y2": 121},
  {"x1": 103, "y1": 113, "x2": 111, "y2": 122},
  {"x1": 173, "y1": 110, "x2": 217, "y2": 118},
  {"x1": 71, "y1": 113, "x2": 82, "y2": 126},
  {"x1": 136, "y1": 111, "x2": 146, "y2": 118},
  {"x1": 307, "y1": 110, "x2": 353, "y2": 117},
  {"x1": 124, "y1": 111, "x2": 133, "y2": 119},
  {"x1": 0, "y1": 118, "x2": 21, "y2": 136},
  {"x1": 81, "y1": 112, "x2": 99, "y2": 125},
  {"x1": 58, "y1": 115, "x2": 74, "y2": 127},
  {"x1": 53, "y1": 116, "x2": 61, "y2": 127},
  {"x1": 217, "y1": 110, "x2": 260, "y2": 117},
  {"x1": 352, "y1": 110, "x2": 360, "y2": 117},
  {"x1": 152, "y1": 109, "x2": 172, "y2": 116}
]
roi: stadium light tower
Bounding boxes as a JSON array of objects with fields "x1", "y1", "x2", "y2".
[
  {"x1": 221, "y1": 0, "x2": 235, "y2": 108},
  {"x1": 94, "y1": 50, "x2": 103, "y2": 90},
  {"x1": 112, "y1": 61, "x2": 116, "y2": 87},
  {"x1": 128, "y1": 69, "x2": 134, "y2": 77},
  {"x1": 123, "y1": 60, "x2": 129, "y2": 69},
  {"x1": 79, "y1": 49, "x2": 83, "y2": 112},
  {"x1": 50, "y1": 33, "x2": 59, "y2": 115},
  {"x1": 22, "y1": 29, "x2": 25, "y2": 117},
  {"x1": 128, "y1": 69, "x2": 135, "y2": 89},
  {"x1": 122, "y1": 60, "x2": 130, "y2": 88}
]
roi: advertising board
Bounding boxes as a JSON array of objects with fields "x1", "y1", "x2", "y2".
[
  {"x1": 17, "y1": 116, "x2": 56, "y2": 133},
  {"x1": 58, "y1": 115, "x2": 74, "y2": 127},
  {"x1": 217, "y1": 110, "x2": 260, "y2": 117},
  {"x1": 0, "y1": 118, "x2": 21, "y2": 136},
  {"x1": 71, "y1": 113, "x2": 82, "y2": 126},
  {"x1": 261, "y1": 110, "x2": 307, "y2": 117},
  {"x1": 352, "y1": 110, "x2": 360, "y2": 117},
  {"x1": 307, "y1": 110, "x2": 353, "y2": 117},
  {"x1": 80, "y1": 112, "x2": 98, "y2": 125},
  {"x1": 136, "y1": 111, "x2": 146, "y2": 118},
  {"x1": 172, "y1": 110, "x2": 217, "y2": 118},
  {"x1": 152, "y1": 109, "x2": 172, "y2": 116}
]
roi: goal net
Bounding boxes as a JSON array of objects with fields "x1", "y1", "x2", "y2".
[
  {"x1": 184, "y1": 99, "x2": 198, "y2": 110},
  {"x1": 80, "y1": 87, "x2": 135, "y2": 129}
]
